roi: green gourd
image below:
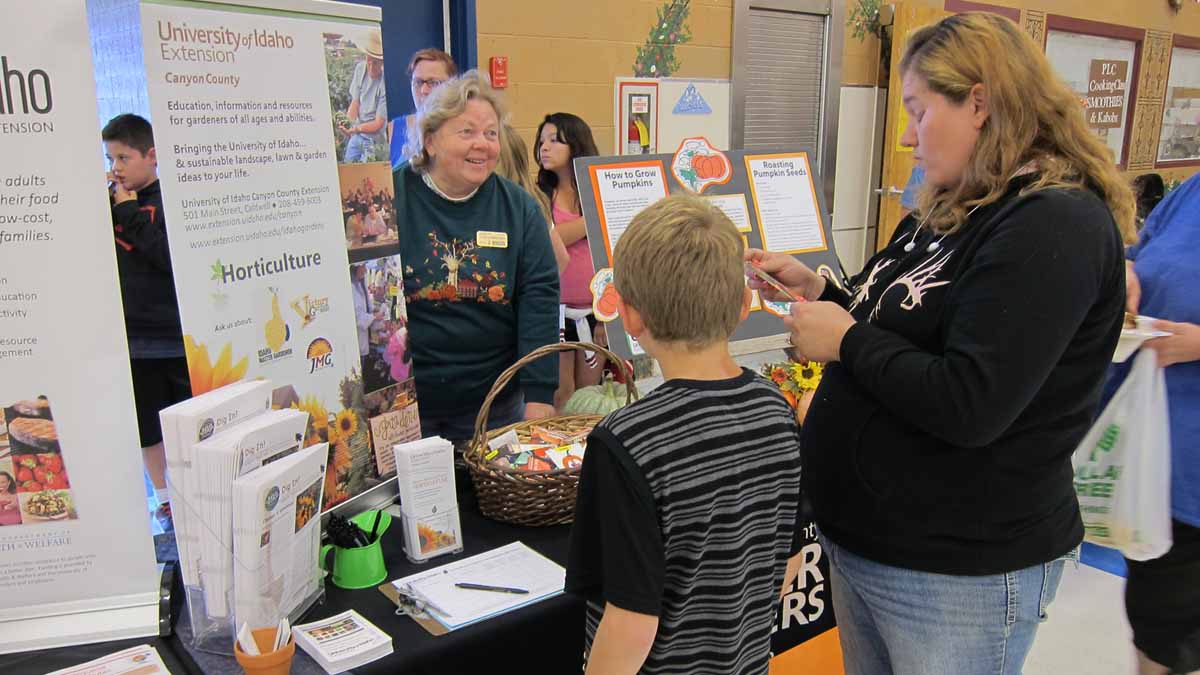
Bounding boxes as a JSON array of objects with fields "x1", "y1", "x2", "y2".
[{"x1": 563, "y1": 379, "x2": 629, "y2": 416}]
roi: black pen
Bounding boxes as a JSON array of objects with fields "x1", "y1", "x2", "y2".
[{"x1": 454, "y1": 582, "x2": 529, "y2": 595}]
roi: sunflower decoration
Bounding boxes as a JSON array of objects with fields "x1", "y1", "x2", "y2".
[
  {"x1": 334, "y1": 409, "x2": 358, "y2": 439},
  {"x1": 291, "y1": 395, "x2": 331, "y2": 446},
  {"x1": 325, "y1": 419, "x2": 343, "y2": 445},
  {"x1": 760, "y1": 359, "x2": 825, "y2": 425},
  {"x1": 183, "y1": 336, "x2": 249, "y2": 395},
  {"x1": 791, "y1": 360, "x2": 824, "y2": 390}
]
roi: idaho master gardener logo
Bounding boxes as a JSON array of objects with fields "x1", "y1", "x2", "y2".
[{"x1": 258, "y1": 287, "x2": 294, "y2": 365}]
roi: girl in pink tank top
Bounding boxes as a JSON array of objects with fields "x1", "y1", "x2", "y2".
[{"x1": 535, "y1": 113, "x2": 606, "y2": 409}]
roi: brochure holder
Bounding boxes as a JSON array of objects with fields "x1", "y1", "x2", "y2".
[{"x1": 185, "y1": 583, "x2": 324, "y2": 655}]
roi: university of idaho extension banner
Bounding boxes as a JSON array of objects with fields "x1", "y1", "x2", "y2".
[
  {"x1": 0, "y1": 0, "x2": 159, "y2": 653},
  {"x1": 140, "y1": 0, "x2": 417, "y2": 512}
]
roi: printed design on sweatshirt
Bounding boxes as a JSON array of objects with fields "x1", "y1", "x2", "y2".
[
  {"x1": 871, "y1": 249, "x2": 952, "y2": 321},
  {"x1": 405, "y1": 231, "x2": 508, "y2": 305},
  {"x1": 848, "y1": 258, "x2": 895, "y2": 312},
  {"x1": 113, "y1": 205, "x2": 159, "y2": 252}
]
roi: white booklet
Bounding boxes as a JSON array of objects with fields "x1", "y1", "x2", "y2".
[
  {"x1": 292, "y1": 609, "x2": 393, "y2": 674},
  {"x1": 45, "y1": 644, "x2": 171, "y2": 675},
  {"x1": 159, "y1": 379, "x2": 273, "y2": 588},
  {"x1": 193, "y1": 408, "x2": 309, "y2": 618},
  {"x1": 393, "y1": 436, "x2": 461, "y2": 561},
  {"x1": 391, "y1": 541, "x2": 565, "y2": 631},
  {"x1": 232, "y1": 442, "x2": 326, "y2": 632}
]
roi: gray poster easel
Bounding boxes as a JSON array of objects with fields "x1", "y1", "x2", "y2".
[{"x1": 574, "y1": 146, "x2": 842, "y2": 361}]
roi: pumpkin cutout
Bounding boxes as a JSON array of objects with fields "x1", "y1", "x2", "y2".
[
  {"x1": 692, "y1": 154, "x2": 726, "y2": 180},
  {"x1": 590, "y1": 267, "x2": 620, "y2": 322}
]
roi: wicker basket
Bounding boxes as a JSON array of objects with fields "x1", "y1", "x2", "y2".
[{"x1": 464, "y1": 342, "x2": 638, "y2": 527}]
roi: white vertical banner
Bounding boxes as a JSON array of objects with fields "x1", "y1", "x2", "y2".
[
  {"x1": 140, "y1": 0, "x2": 404, "y2": 513},
  {"x1": 0, "y1": 0, "x2": 160, "y2": 654}
]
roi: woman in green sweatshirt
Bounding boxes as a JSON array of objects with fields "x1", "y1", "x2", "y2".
[{"x1": 393, "y1": 71, "x2": 559, "y2": 442}]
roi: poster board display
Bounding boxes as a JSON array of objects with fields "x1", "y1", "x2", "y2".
[
  {"x1": 139, "y1": 0, "x2": 417, "y2": 518},
  {"x1": 0, "y1": 0, "x2": 160, "y2": 654},
  {"x1": 575, "y1": 141, "x2": 842, "y2": 359}
]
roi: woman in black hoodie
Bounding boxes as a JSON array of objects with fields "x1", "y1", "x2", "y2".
[{"x1": 748, "y1": 13, "x2": 1135, "y2": 675}]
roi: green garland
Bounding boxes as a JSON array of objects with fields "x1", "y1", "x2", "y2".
[{"x1": 632, "y1": 0, "x2": 692, "y2": 77}]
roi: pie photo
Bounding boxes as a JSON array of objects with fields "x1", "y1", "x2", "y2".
[
  {"x1": 10, "y1": 398, "x2": 52, "y2": 419},
  {"x1": 7, "y1": 417, "x2": 60, "y2": 454}
]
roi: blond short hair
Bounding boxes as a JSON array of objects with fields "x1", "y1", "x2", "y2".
[
  {"x1": 614, "y1": 194, "x2": 744, "y2": 349},
  {"x1": 405, "y1": 70, "x2": 507, "y2": 172}
]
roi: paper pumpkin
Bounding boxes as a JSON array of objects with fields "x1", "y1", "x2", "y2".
[{"x1": 590, "y1": 268, "x2": 620, "y2": 322}]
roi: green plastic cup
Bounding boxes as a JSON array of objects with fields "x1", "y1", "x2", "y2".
[{"x1": 320, "y1": 510, "x2": 391, "y2": 589}]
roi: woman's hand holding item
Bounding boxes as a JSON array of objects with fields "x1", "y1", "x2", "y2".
[
  {"x1": 744, "y1": 248, "x2": 826, "y2": 302},
  {"x1": 1145, "y1": 320, "x2": 1200, "y2": 368},
  {"x1": 784, "y1": 301, "x2": 855, "y2": 364}
]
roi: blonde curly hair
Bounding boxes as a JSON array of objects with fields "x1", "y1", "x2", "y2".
[{"x1": 901, "y1": 13, "x2": 1136, "y2": 243}]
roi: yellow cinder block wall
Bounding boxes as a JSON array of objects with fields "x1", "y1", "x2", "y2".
[
  {"x1": 477, "y1": 0, "x2": 732, "y2": 159},
  {"x1": 477, "y1": 0, "x2": 1199, "y2": 182}
]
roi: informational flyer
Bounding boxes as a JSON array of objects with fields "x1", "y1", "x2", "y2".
[
  {"x1": 745, "y1": 153, "x2": 827, "y2": 254},
  {"x1": 140, "y1": 0, "x2": 414, "y2": 510},
  {"x1": 586, "y1": 160, "x2": 669, "y2": 263},
  {"x1": 45, "y1": 644, "x2": 171, "y2": 675},
  {"x1": 705, "y1": 193, "x2": 752, "y2": 232},
  {"x1": 0, "y1": 0, "x2": 159, "y2": 653}
]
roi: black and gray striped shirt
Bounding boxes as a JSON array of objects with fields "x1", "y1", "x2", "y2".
[{"x1": 566, "y1": 368, "x2": 802, "y2": 674}]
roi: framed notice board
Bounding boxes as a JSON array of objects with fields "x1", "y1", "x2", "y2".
[{"x1": 574, "y1": 138, "x2": 842, "y2": 360}]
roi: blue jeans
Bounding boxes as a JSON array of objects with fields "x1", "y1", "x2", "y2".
[
  {"x1": 823, "y1": 534, "x2": 1072, "y2": 675},
  {"x1": 344, "y1": 133, "x2": 374, "y2": 162}
]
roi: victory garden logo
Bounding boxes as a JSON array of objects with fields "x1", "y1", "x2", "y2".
[
  {"x1": 210, "y1": 251, "x2": 323, "y2": 285},
  {"x1": 290, "y1": 293, "x2": 330, "y2": 329}
]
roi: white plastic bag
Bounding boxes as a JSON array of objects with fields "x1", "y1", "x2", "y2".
[{"x1": 1071, "y1": 349, "x2": 1173, "y2": 561}]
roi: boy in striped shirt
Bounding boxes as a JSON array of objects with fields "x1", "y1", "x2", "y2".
[{"x1": 566, "y1": 194, "x2": 803, "y2": 674}]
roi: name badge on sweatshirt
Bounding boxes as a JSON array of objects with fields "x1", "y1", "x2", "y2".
[{"x1": 477, "y1": 231, "x2": 508, "y2": 248}]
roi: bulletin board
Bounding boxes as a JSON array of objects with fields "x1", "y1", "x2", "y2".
[
  {"x1": 575, "y1": 141, "x2": 842, "y2": 360},
  {"x1": 1158, "y1": 45, "x2": 1200, "y2": 164},
  {"x1": 614, "y1": 77, "x2": 732, "y2": 155},
  {"x1": 1045, "y1": 29, "x2": 1139, "y2": 165}
]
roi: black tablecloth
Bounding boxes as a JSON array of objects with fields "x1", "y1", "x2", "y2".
[
  {"x1": 317, "y1": 486, "x2": 584, "y2": 674},
  {"x1": 0, "y1": 636, "x2": 201, "y2": 675},
  {"x1": 2, "y1": 481, "x2": 584, "y2": 675}
]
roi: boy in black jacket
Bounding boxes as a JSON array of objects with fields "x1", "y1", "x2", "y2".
[{"x1": 103, "y1": 114, "x2": 188, "y2": 526}]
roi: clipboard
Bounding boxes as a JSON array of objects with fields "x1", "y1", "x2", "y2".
[{"x1": 377, "y1": 582, "x2": 450, "y2": 636}]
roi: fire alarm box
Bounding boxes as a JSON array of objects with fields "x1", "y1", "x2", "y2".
[{"x1": 489, "y1": 56, "x2": 508, "y2": 88}]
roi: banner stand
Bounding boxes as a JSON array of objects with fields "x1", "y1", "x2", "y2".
[
  {"x1": 0, "y1": 582, "x2": 161, "y2": 655},
  {"x1": 0, "y1": 0, "x2": 162, "y2": 655}
]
